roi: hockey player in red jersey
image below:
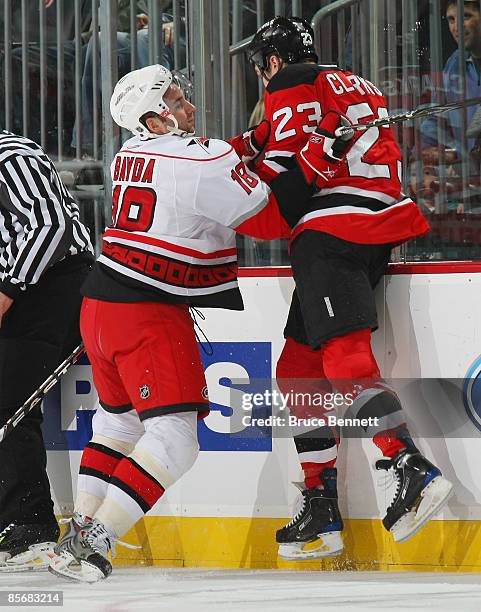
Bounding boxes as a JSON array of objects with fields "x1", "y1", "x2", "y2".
[
  {"x1": 237, "y1": 16, "x2": 453, "y2": 560},
  {"x1": 46, "y1": 64, "x2": 342, "y2": 583}
]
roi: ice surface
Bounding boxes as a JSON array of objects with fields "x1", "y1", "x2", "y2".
[{"x1": 2, "y1": 568, "x2": 481, "y2": 612}]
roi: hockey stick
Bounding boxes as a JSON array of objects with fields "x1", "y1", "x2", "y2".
[
  {"x1": 0, "y1": 343, "x2": 85, "y2": 443},
  {"x1": 337, "y1": 95, "x2": 481, "y2": 135}
]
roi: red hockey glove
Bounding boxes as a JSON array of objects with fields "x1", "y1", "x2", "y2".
[
  {"x1": 296, "y1": 111, "x2": 354, "y2": 186},
  {"x1": 228, "y1": 119, "x2": 271, "y2": 163}
]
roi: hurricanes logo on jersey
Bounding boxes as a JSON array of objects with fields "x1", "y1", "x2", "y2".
[
  {"x1": 188, "y1": 137, "x2": 211, "y2": 152},
  {"x1": 140, "y1": 385, "x2": 150, "y2": 400}
]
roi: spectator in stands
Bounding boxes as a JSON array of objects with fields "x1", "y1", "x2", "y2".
[
  {"x1": 416, "y1": 0, "x2": 481, "y2": 212},
  {"x1": 0, "y1": 0, "x2": 91, "y2": 154},
  {"x1": 421, "y1": 0, "x2": 481, "y2": 156},
  {"x1": 408, "y1": 159, "x2": 466, "y2": 215},
  {"x1": 74, "y1": 0, "x2": 185, "y2": 157}
]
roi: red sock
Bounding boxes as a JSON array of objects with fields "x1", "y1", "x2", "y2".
[
  {"x1": 302, "y1": 457, "x2": 337, "y2": 489},
  {"x1": 373, "y1": 425, "x2": 409, "y2": 458}
]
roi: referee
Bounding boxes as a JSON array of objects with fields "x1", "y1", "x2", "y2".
[{"x1": 0, "y1": 132, "x2": 93, "y2": 570}]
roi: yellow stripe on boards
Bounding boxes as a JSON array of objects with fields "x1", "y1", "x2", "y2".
[{"x1": 63, "y1": 517, "x2": 481, "y2": 572}]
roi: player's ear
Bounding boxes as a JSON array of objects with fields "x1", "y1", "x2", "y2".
[
  {"x1": 270, "y1": 55, "x2": 283, "y2": 72},
  {"x1": 144, "y1": 113, "x2": 168, "y2": 135}
]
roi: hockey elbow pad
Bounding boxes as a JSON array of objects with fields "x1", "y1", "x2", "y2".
[
  {"x1": 228, "y1": 119, "x2": 271, "y2": 163},
  {"x1": 296, "y1": 111, "x2": 354, "y2": 187}
]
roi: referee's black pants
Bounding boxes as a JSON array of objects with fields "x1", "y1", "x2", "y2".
[{"x1": 0, "y1": 253, "x2": 92, "y2": 528}]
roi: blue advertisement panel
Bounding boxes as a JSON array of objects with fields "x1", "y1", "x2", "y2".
[
  {"x1": 198, "y1": 342, "x2": 272, "y2": 451},
  {"x1": 42, "y1": 342, "x2": 273, "y2": 452}
]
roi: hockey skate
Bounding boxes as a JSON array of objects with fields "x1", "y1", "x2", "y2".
[
  {"x1": 376, "y1": 449, "x2": 453, "y2": 543},
  {"x1": 48, "y1": 518, "x2": 113, "y2": 583},
  {"x1": 0, "y1": 522, "x2": 59, "y2": 572},
  {"x1": 54, "y1": 512, "x2": 89, "y2": 550},
  {"x1": 276, "y1": 468, "x2": 344, "y2": 560}
]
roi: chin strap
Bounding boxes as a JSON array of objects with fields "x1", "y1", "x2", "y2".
[
  {"x1": 165, "y1": 113, "x2": 195, "y2": 137},
  {"x1": 140, "y1": 113, "x2": 195, "y2": 140},
  {"x1": 166, "y1": 125, "x2": 195, "y2": 137}
]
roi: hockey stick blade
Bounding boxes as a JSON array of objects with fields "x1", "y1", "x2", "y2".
[
  {"x1": 337, "y1": 95, "x2": 481, "y2": 135},
  {"x1": 0, "y1": 343, "x2": 85, "y2": 443}
]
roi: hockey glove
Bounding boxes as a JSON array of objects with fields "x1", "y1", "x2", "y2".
[
  {"x1": 296, "y1": 111, "x2": 354, "y2": 187},
  {"x1": 228, "y1": 119, "x2": 271, "y2": 163}
]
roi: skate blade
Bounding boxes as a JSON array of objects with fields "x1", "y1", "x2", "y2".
[
  {"x1": 48, "y1": 552, "x2": 106, "y2": 583},
  {"x1": 278, "y1": 531, "x2": 344, "y2": 560},
  {"x1": 0, "y1": 542, "x2": 56, "y2": 572},
  {"x1": 392, "y1": 476, "x2": 454, "y2": 543}
]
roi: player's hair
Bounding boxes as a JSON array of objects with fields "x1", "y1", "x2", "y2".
[{"x1": 139, "y1": 111, "x2": 160, "y2": 131}]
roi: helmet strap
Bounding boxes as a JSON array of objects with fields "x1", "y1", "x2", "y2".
[
  {"x1": 140, "y1": 112, "x2": 194, "y2": 139},
  {"x1": 259, "y1": 67, "x2": 271, "y2": 83}
]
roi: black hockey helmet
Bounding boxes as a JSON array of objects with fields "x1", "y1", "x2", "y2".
[{"x1": 247, "y1": 16, "x2": 318, "y2": 72}]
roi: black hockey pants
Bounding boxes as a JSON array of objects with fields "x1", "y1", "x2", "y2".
[{"x1": 0, "y1": 253, "x2": 92, "y2": 527}]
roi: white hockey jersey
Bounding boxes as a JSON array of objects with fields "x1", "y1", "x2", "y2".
[{"x1": 83, "y1": 133, "x2": 289, "y2": 309}]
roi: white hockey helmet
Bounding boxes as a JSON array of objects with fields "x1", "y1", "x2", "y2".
[{"x1": 110, "y1": 64, "x2": 194, "y2": 138}]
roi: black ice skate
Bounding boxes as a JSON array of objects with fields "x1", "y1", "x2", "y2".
[
  {"x1": 0, "y1": 522, "x2": 59, "y2": 572},
  {"x1": 49, "y1": 518, "x2": 113, "y2": 583},
  {"x1": 376, "y1": 449, "x2": 453, "y2": 543},
  {"x1": 276, "y1": 468, "x2": 344, "y2": 560}
]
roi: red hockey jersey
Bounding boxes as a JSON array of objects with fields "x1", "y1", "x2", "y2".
[{"x1": 258, "y1": 63, "x2": 429, "y2": 246}]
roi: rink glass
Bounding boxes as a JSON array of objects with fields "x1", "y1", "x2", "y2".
[{"x1": 1, "y1": 0, "x2": 480, "y2": 264}]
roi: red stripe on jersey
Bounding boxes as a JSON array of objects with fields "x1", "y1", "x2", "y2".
[
  {"x1": 119, "y1": 145, "x2": 234, "y2": 162},
  {"x1": 104, "y1": 228, "x2": 237, "y2": 260},
  {"x1": 112, "y1": 457, "x2": 165, "y2": 509},
  {"x1": 291, "y1": 200, "x2": 430, "y2": 246},
  {"x1": 80, "y1": 445, "x2": 123, "y2": 478}
]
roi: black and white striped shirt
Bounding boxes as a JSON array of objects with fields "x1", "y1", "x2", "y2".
[{"x1": 0, "y1": 132, "x2": 93, "y2": 299}]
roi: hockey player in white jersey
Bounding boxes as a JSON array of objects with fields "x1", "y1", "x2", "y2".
[{"x1": 46, "y1": 64, "x2": 338, "y2": 583}]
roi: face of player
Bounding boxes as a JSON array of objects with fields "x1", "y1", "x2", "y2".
[
  {"x1": 446, "y1": 3, "x2": 481, "y2": 55},
  {"x1": 164, "y1": 84, "x2": 196, "y2": 133}
]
